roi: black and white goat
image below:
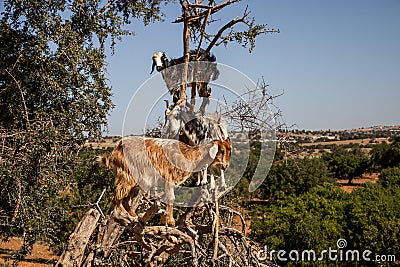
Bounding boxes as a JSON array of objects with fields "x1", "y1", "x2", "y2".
[
  {"x1": 151, "y1": 49, "x2": 219, "y2": 113},
  {"x1": 162, "y1": 105, "x2": 229, "y2": 189}
]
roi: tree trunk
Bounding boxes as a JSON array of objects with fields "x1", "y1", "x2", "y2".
[
  {"x1": 56, "y1": 208, "x2": 101, "y2": 267},
  {"x1": 180, "y1": 6, "x2": 191, "y2": 103},
  {"x1": 86, "y1": 187, "x2": 143, "y2": 266}
]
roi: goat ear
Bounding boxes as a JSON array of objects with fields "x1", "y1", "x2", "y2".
[
  {"x1": 208, "y1": 143, "x2": 218, "y2": 159},
  {"x1": 97, "y1": 154, "x2": 109, "y2": 167},
  {"x1": 150, "y1": 60, "x2": 156, "y2": 74}
]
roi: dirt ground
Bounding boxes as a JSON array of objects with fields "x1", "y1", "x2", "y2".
[
  {"x1": 0, "y1": 238, "x2": 58, "y2": 267},
  {"x1": 337, "y1": 172, "x2": 379, "y2": 193}
]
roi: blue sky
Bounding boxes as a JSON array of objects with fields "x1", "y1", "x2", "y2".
[{"x1": 105, "y1": 0, "x2": 400, "y2": 135}]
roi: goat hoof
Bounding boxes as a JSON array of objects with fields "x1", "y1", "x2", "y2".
[
  {"x1": 165, "y1": 218, "x2": 176, "y2": 227},
  {"x1": 161, "y1": 215, "x2": 176, "y2": 227},
  {"x1": 220, "y1": 183, "x2": 227, "y2": 190},
  {"x1": 210, "y1": 181, "x2": 216, "y2": 190}
]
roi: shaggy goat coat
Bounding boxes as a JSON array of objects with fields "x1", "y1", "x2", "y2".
[{"x1": 100, "y1": 136, "x2": 231, "y2": 225}]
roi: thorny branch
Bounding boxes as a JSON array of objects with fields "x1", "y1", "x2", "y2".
[
  {"x1": 222, "y1": 76, "x2": 285, "y2": 134},
  {"x1": 93, "y1": 187, "x2": 267, "y2": 266}
]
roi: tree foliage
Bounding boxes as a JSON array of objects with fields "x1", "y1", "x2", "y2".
[
  {"x1": 251, "y1": 185, "x2": 348, "y2": 266},
  {"x1": 370, "y1": 137, "x2": 400, "y2": 171},
  {"x1": 249, "y1": 143, "x2": 400, "y2": 266},
  {"x1": 324, "y1": 145, "x2": 369, "y2": 184},
  {"x1": 0, "y1": 0, "x2": 167, "y2": 260},
  {"x1": 348, "y1": 183, "x2": 400, "y2": 263},
  {"x1": 255, "y1": 157, "x2": 334, "y2": 200},
  {"x1": 251, "y1": 182, "x2": 400, "y2": 266},
  {"x1": 175, "y1": 0, "x2": 279, "y2": 56},
  {"x1": 378, "y1": 166, "x2": 400, "y2": 189}
]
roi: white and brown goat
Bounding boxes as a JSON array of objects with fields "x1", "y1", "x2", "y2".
[{"x1": 100, "y1": 136, "x2": 231, "y2": 226}]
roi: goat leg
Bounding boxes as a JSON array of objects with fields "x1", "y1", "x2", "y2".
[
  {"x1": 200, "y1": 164, "x2": 208, "y2": 185},
  {"x1": 220, "y1": 170, "x2": 226, "y2": 189},
  {"x1": 210, "y1": 173, "x2": 216, "y2": 190},
  {"x1": 196, "y1": 172, "x2": 202, "y2": 186},
  {"x1": 190, "y1": 82, "x2": 197, "y2": 113},
  {"x1": 199, "y1": 85, "x2": 211, "y2": 115},
  {"x1": 161, "y1": 182, "x2": 176, "y2": 227}
]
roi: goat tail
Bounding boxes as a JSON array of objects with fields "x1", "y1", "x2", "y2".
[{"x1": 97, "y1": 153, "x2": 110, "y2": 168}]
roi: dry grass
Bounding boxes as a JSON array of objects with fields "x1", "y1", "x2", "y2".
[
  {"x1": 300, "y1": 137, "x2": 389, "y2": 147},
  {"x1": 337, "y1": 173, "x2": 379, "y2": 193}
]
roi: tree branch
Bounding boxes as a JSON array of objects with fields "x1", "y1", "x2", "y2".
[
  {"x1": 199, "y1": 16, "x2": 244, "y2": 60},
  {"x1": 5, "y1": 69, "x2": 30, "y2": 129},
  {"x1": 97, "y1": 0, "x2": 113, "y2": 16},
  {"x1": 173, "y1": 0, "x2": 239, "y2": 23},
  {"x1": 195, "y1": 4, "x2": 212, "y2": 53}
]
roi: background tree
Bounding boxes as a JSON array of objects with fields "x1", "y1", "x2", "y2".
[
  {"x1": 370, "y1": 137, "x2": 400, "y2": 171},
  {"x1": 0, "y1": 0, "x2": 167, "y2": 262},
  {"x1": 255, "y1": 157, "x2": 334, "y2": 200},
  {"x1": 378, "y1": 166, "x2": 400, "y2": 188},
  {"x1": 251, "y1": 185, "x2": 349, "y2": 266},
  {"x1": 251, "y1": 181, "x2": 400, "y2": 267},
  {"x1": 369, "y1": 142, "x2": 391, "y2": 172},
  {"x1": 348, "y1": 184, "x2": 400, "y2": 264},
  {"x1": 324, "y1": 145, "x2": 369, "y2": 185}
]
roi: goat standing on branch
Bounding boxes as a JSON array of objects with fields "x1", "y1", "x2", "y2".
[
  {"x1": 151, "y1": 49, "x2": 219, "y2": 113},
  {"x1": 100, "y1": 136, "x2": 231, "y2": 227}
]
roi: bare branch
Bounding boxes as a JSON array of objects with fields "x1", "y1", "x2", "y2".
[
  {"x1": 195, "y1": 4, "x2": 212, "y2": 53},
  {"x1": 199, "y1": 16, "x2": 244, "y2": 60},
  {"x1": 173, "y1": 0, "x2": 240, "y2": 23},
  {"x1": 5, "y1": 69, "x2": 30, "y2": 129},
  {"x1": 97, "y1": 0, "x2": 113, "y2": 16}
]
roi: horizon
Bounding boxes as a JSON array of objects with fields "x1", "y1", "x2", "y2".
[
  {"x1": 103, "y1": 0, "x2": 400, "y2": 136},
  {"x1": 99, "y1": 124, "x2": 400, "y2": 138}
]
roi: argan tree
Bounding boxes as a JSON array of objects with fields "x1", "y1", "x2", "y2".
[
  {"x1": 173, "y1": 0, "x2": 279, "y2": 103},
  {"x1": 0, "y1": 0, "x2": 167, "y2": 262},
  {"x1": 56, "y1": 1, "x2": 278, "y2": 267}
]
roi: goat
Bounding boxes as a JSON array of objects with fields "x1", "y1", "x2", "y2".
[
  {"x1": 151, "y1": 49, "x2": 219, "y2": 113},
  {"x1": 198, "y1": 137, "x2": 231, "y2": 190},
  {"x1": 162, "y1": 106, "x2": 229, "y2": 189},
  {"x1": 162, "y1": 105, "x2": 227, "y2": 145},
  {"x1": 100, "y1": 136, "x2": 231, "y2": 227},
  {"x1": 190, "y1": 114, "x2": 229, "y2": 189}
]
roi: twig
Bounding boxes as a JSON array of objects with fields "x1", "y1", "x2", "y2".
[
  {"x1": 199, "y1": 16, "x2": 244, "y2": 60},
  {"x1": 97, "y1": 0, "x2": 113, "y2": 16},
  {"x1": 94, "y1": 188, "x2": 107, "y2": 218},
  {"x1": 5, "y1": 69, "x2": 30, "y2": 129},
  {"x1": 173, "y1": 0, "x2": 239, "y2": 24},
  {"x1": 212, "y1": 188, "x2": 220, "y2": 263},
  {"x1": 73, "y1": 188, "x2": 107, "y2": 218},
  {"x1": 10, "y1": 178, "x2": 22, "y2": 223}
]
